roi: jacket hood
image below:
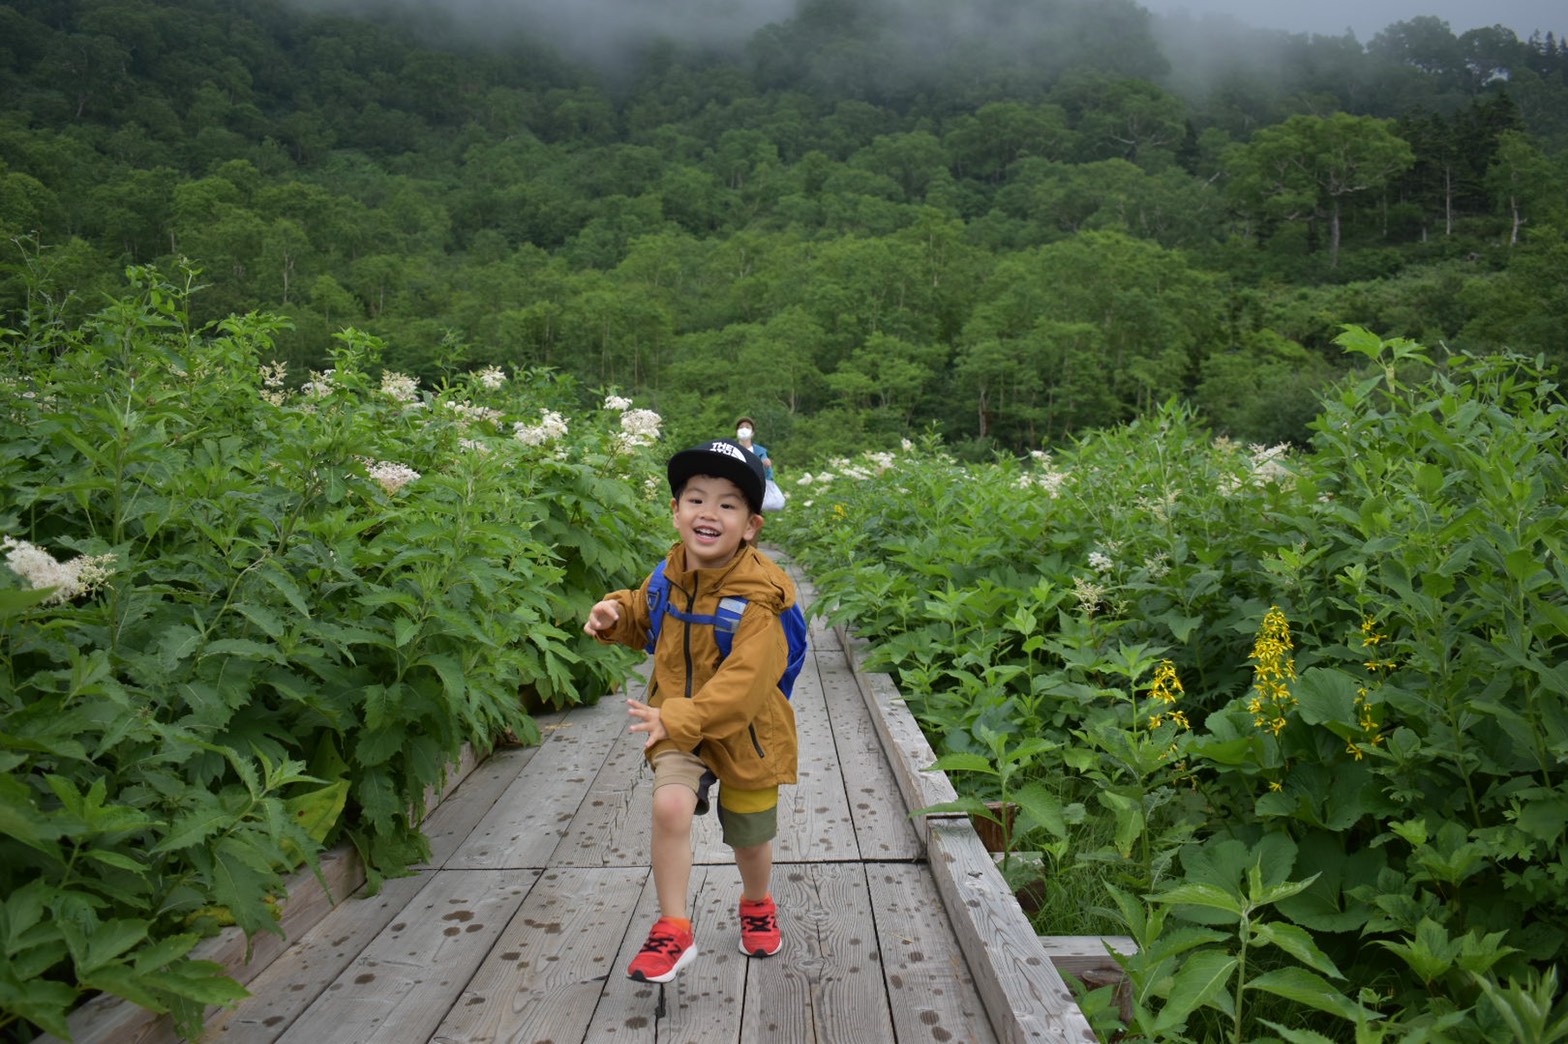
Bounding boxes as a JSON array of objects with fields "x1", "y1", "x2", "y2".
[{"x1": 662, "y1": 542, "x2": 795, "y2": 615}]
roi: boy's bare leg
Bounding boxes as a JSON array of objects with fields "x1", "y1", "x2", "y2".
[
  {"x1": 651, "y1": 783, "x2": 698, "y2": 918},
  {"x1": 733, "y1": 840, "x2": 773, "y2": 902}
]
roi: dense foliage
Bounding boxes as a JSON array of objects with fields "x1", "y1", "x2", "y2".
[
  {"x1": 2, "y1": 0, "x2": 1567, "y2": 462},
  {"x1": 0, "y1": 268, "x2": 664, "y2": 1040},
  {"x1": 5, "y1": 2, "x2": 1568, "y2": 1039},
  {"x1": 775, "y1": 331, "x2": 1568, "y2": 1040}
]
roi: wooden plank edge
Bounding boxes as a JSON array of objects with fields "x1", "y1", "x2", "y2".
[
  {"x1": 1038, "y1": 936, "x2": 1138, "y2": 981},
  {"x1": 47, "y1": 741, "x2": 490, "y2": 1044},
  {"x1": 829, "y1": 616, "x2": 1096, "y2": 1041},
  {"x1": 927, "y1": 822, "x2": 1098, "y2": 1044},
  {"x1": 833, "y1": 621, "x2": 960, "y2": 845}
]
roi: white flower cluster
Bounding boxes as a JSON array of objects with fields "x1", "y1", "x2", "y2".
[
  {"x1": 476, "y1": 366, "x2": 507, "y2": 390},
  {"x1": 616, "y1": 407, "x2": 662, "y2": 449},
  {"x1": 381, "y1": 371, "x2": 420, "y2": 402},
  {"x1": 604, "y1": 394, "x2": 634, "y2": 411},
  {"x1": 1072, "y1": 575, "x2": 1106, "y2": 616},
  {"x1": 445, "y1": 400, "x2": 503, "y2": 427},
  {"x1": 1088, "y1": 550, "x2": 1115, "y2": 573},
  {"x1": 1014, "y1": 450, "x2": 1070, "y2": 497},
  {"x1": 3, "y1": 537, "x2": 116, "y2": 605},
  {"x1": 365, "y1": 460, "x2": 421, "y2": 494},
  {"x1": 458, "y1": 438, "x2": 491, "y2": 455},
  {"x1": 1219, "y1": 442, "x2": 1295, "y2": 495},
  {"x1": 514, "y1": 410, "x2": 568, "y2": 446},
  {"x1": 259, "y1": 360, "x2": 288, "y2": 406},
  {"x1": 301, "y1": 369, "x2": 336, "y2": 399},
  {"x1": 1250, "y1": 443, "x2": 1293, "y2": 485}
]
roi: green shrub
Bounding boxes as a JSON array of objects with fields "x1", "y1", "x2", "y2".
[
  {"x1": 0, "y1": 263, "x2": 665, "y2": 1039},
  {"x1": 776, "y1": 329, "x2": 1568, "y2": 1040}
]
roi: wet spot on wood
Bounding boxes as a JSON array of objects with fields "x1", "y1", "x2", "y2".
[
  {"x1": 444, "y1": 926, "x2": 461, "y2": 936},
  {"x1": 264, "y1": 1016, "x2": 283, "y2": 1027},
  {"x1": 443, "y1": 910, "x2": 475, "y2": 922},
  {"x1": 501, "y1": 951, "x2": 520, "y2": 961},
  {"x1": 626, "y1": 1016, "x2": 649, "y2": 1028},
  {"x1": 355, "y1": 973, "x2": 375, "y2": 984}
]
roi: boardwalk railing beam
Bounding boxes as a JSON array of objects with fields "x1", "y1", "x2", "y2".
[{"x1": 835, "y1": 622, "x2": 1098, "y2": 1044}]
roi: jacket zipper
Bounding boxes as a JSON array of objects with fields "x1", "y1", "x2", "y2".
[
  {"x1": 682, "y1": 577, "x2": 697, "y2": 699},
  {"x1": 749, "y1": 724, "x2": 766, "y2": 758}
]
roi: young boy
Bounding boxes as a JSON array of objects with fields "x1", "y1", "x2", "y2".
[{"x1": 583, "y1": 438, "x2": 799, "y2": 983}]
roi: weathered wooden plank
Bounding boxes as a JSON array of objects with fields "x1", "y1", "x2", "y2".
[
  {"x1": 817, "y1": 654, "x2": 923, "y2": 861},
  {"x1": 445, "y1": 701, "x2": 625, "y2": 870},
  {"x1": 867, "y1": 862, "x2": 1000, "y2": 1044},
  {"x1": 1038, "y1": 936, "x2": 1138, "y2": 980},
  {"x1": 546, "y1": 713, "x2": 652, "y2": 869},
  {"x1": 767, "y1": 644, "x2": 861, "y2": 864},
  {"x1": 584, "y1": 864, "x2": 746, "y2": 1043},
  {"x1": 926, "y1": 823, "x2": 1096, "y2": 1043},
  {"x1": 276, "y1": 868, "x2": 537, "y2": 1044},
  {"x1": 202, "y1": 872, "x2": 433, "y2": 1042},
  {"x1": 428, "y1": 866, "x2": 647, "y2": 1044},
  {"x1": 741, "y1": 861, "x2": 895, "y2": 1044},
  {"x1": 418, "y1": 736, "x2": 554, "y2": 870},
  {"x1": 836, "y1": 624, "x2": 961, "y2": 844}
]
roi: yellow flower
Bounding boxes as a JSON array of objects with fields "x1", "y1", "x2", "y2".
[
  {"x1": 1144, "y1": 660, "x2": 1191, "y2": 732},
  {"x1": 1249, "y1": 607, "x2": 1297, "y2": 736},
  {"x1": 1269, "y1": 781, "x2": 1283, "y2": 792}
]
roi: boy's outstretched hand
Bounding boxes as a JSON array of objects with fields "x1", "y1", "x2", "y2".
[
  {"x1": 584, "y1": 599, "x2": 620, "y2": 637},
  {"x1": 626, "y1": 699, "x2": 667, "y2": 748}
]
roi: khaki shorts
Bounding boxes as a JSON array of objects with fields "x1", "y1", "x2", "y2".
[{"x1": 652, "y1": 750, "x2": 779, "y2": 849}]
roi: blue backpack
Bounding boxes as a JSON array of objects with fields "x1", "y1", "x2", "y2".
[{"x1": 643, "y1": 560, "x2": 809, "y2": 699}]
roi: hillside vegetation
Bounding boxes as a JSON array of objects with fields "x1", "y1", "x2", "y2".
[{"x1": 2, "y1": 0, "x2": 1566, "y2": 459}]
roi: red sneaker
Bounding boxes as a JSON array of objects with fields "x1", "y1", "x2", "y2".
[
  {"x1": 626, "y1": 918, "x2": 696, "y2": 983},
  {"x1": 738, "y1": 895, "x2": 781, "y2": 957}
]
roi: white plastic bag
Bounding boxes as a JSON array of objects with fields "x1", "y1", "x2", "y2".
[{"x1": 762, "y1": 478, "x2": 786, "y2": 512}]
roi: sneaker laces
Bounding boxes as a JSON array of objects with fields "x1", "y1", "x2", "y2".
[
  {"x1": 740, "y1": 909, "x2": 776, "y2": 933},
  {"x1": 639, "y1": 926, "x2": 685, "y2": 956}
]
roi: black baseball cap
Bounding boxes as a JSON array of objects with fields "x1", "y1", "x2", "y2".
[{"x1": 667, "y1": 438, "x2": 767, "y2": 514}]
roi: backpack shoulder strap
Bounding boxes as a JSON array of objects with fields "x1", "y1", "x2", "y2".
[{"x1": 643, "y1": 560, "x2": 671, "y2": 654}]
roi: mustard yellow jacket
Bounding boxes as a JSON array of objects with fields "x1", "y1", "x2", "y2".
[{"x1": 595, "y1": 542, "x2": 799, "y2": 789}]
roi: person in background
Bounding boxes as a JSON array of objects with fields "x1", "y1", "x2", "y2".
[
  {"x1": 735, "y1": 417, "x2": 773, "y2": 480},
  {"x1": 736, "y1": 416, "x2": 786, "y2": 511}
]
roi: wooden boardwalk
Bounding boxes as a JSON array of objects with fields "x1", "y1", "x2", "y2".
[{"x1": 55, "y1": 556, "x2": 1098, "y2": 1044}]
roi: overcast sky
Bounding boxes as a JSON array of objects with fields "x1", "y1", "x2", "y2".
[
  {"x1": 1135, "y1": 0, "x2": 1562, "y2": 41},
  {"x1": 297, "y1": 0, "x2": 1565, "y2": 68}
]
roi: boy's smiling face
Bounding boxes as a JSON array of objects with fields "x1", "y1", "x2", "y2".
[{"x1": 671, "y1": 474, "x2": 762, "y2": 570}]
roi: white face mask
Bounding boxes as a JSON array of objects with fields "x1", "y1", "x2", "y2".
[{"x1": 737, "y1": 426, "x2": 753, "y2": 440}]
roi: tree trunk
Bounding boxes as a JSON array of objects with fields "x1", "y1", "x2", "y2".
[
  {"x1": 1329, "y1": 200, "x2": 1342, "y2": 269},
  {"x1": 1443, "y1": 166, "x2": 1453, "y2": 236}
]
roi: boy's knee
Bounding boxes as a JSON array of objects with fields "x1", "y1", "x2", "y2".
[{"x1": 651, "y1": 783, "x2": 697, "y2": 826}]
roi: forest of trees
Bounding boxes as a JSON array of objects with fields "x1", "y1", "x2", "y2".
[{"x1": 2, "y1": 0, "x2": 1566, "y2": 460}]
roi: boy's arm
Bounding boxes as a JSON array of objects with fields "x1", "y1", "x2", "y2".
[
  {"x1": 582, "y1": 580, "x2": 652, "y2": 648},
  {"x1": 656, "y1": 607, "x2": 786, "y2": 750}
]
